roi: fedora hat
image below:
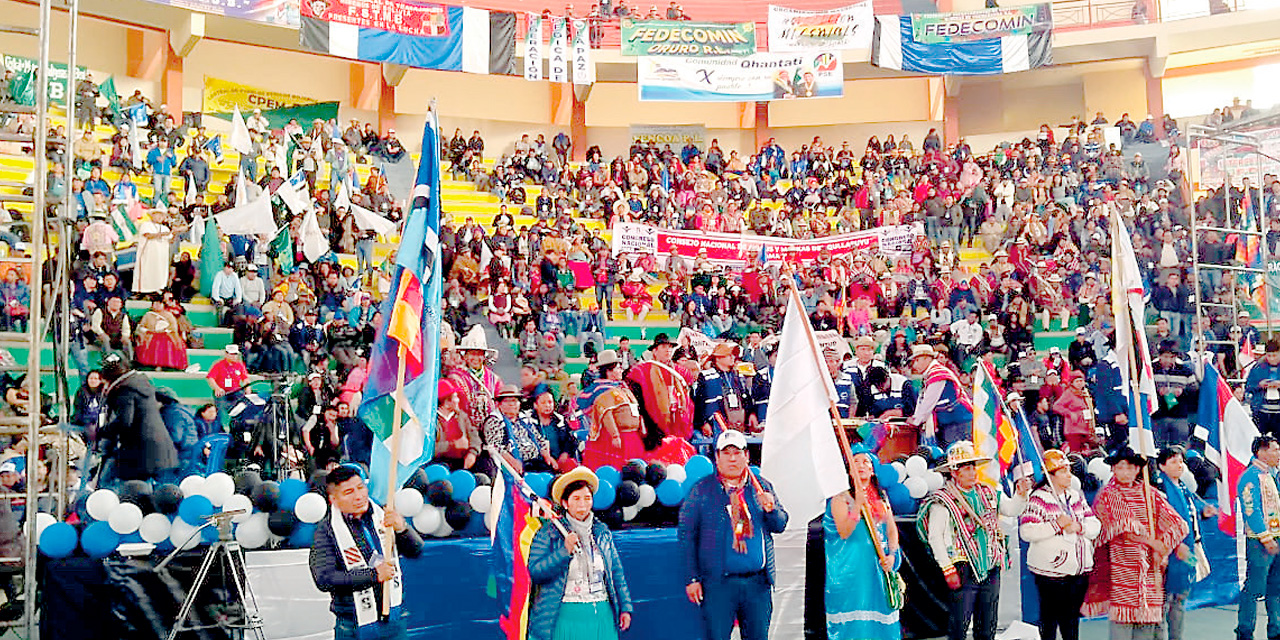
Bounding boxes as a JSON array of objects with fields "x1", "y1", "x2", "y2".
[
  {"x1": 649, "y1": 333, "x2": 674, "y2": 349},
  {"x1": 1104, "y1": 445, "x2": 1147, "y2": 467},
  {"x1": 458, "y1": 326, "x2": 496, "y2": 354},
  {"x1": 495, "y1": 384, "x2": 522, "y2": 401},
  {"x1": 909, "y1": 344, "x2": 936, "y2": 361},
  {"x1": 551, "y1": 466, "x2": 599, "y2": 503},
  {"x1": 596, "y1": 349, "x2": 621, "y2": 368},
  {"x1": 934, "y1": 440, "x2": 993, "y2": 472},
  {"x1": 710, "y1": 342, "x2": 742, "y2": 359}
]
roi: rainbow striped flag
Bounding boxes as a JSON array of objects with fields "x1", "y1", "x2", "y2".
[
  {"x1": 491, "y1": 465, "x2": 542, "y2": 640},
  {"x1": 973, "y1": 359, "x2": 1018, "y2": 490}
]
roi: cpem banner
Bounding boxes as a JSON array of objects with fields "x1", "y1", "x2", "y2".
[
  {"x1": 572, "y1": 19, "x2": 594, "y2": 84},
  {"x1": 638, "y1": 51, "x2": 843, "y2": 102},
  {"x1": 910, "y1": 4, "x2": 1053, "y2": 44},
  {"x1": 630, "y1": 124, "x2": 707, "y2": 149},
  {"x1": 766, "y1": 3, "x2": 874, "y2": 52},
  {"x1": 609, "y1": 221, "x2": 921, "y2": 263},
  {"x1": 549, "y1": 18, "x2": 569, "y2": 82},
  {"x1": 620, "y1": 19, "x2": 756, "y2": 56},
  {"x1": 202, "y1": 76, "x2": 318, "y2": 113},
  {"x1": 525, "y1": 14, "x2": 543, "y2": 81}
]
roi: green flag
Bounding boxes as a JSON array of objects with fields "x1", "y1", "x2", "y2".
[
  {"x1": 199, "y1": 219, "x2": 223, "y2": 298},
  {"x1": 270, "y1": 226, "x2": 294, "y2": 275},
  {"x1": 100, "y1": 76, "x2": 121, "y2": 121},
  {"x1": 8, "y1": 70, "x2": 34, "y2": 107}
]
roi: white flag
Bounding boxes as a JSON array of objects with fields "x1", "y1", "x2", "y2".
[
  {"x1": 761, "y1": 289, "x2": 850, "y2": 531},
  {"x1": 276, "y1": 170, "x2": 312, "y2": 215},
  {"x1": 336, "y1": 180, "x2": 397, "y2": 237},
  {"x1": 230, "y1": 104, "x2": 252, "y2": 155},
  {"x1": 1111, "y1": 206, "x2": 1158, "y2": 457},
  {"x1": 524, "y1": 14, "x2": 543, "y2": 81},
  {"x1": 299, "y1": 208, "x2": 329, "y2": 262},
  {"x1": 549, "y1": 18, "x2": 569, "y2": 83},
  {"x1": 213, "y1": 194, "x2": 276, "y2": 236}
]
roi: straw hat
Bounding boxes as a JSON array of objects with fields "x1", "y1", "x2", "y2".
[
  {"x1": 551, "y1": 467, "x2": 599, "y2": 503},
  {"x1": 458, "y1": 326, "x2": 495, "y2": 354},
  {"x1": 934, "y1": 440, "x2": 993, "y2": 472},
  {"x1": 596, "y1": 349, "x2": 621, "y2": 367},
  {"x1": 909, "y1": 344, "x2": 936, "y2": 361}
]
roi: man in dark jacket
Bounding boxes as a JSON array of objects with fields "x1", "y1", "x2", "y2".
[
  {"x1": 310, "y1": 465, "x2": 422, "y2": 640},
  {"x1": 99, "y1": 355, "x2": 178, "y2": 483},
  {"x1": 678, "y1": 430, "x2": 788, "y2": 640}
]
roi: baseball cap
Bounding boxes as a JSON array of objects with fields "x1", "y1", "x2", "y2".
[
  {"x1": 715, "y1": 430, "x2": 749, "y2": 451},
  {"x1": 225, "y1": 344, "x2": 240, "y2": 355},
  {"x1": 1075, "y1": 327, "x2": 1086, "y2": 335},
  {"x1": 0, "y1": 461, "x2": 17, "y2": 474}
]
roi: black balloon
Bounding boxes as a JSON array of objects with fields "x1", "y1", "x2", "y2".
[
  {"x1": 599, "y1": 506, "x2": 624, "y2": 528},
  {"x1": 621, "y1": 461, "x2": 646, "y2": 484},
  {"x1": 267, "y1": 511, "x2": 298, "y2": 536},
  {"x1": 405, "y1": 468, "x2": 431, "y2": 492},
  {"x1": 644, "y1": 463, "x2": 667, "y2": 486},
  {"x1": 308, "y1": 470, "x2": 329, "y2": 494},
  {"x1": 615, "y1": 480, "x2": 641, "y2": 508},
  {"x1": 251, "y1": 481, "x2": 281, "y2": 512},
  {"x1": 444, "y1": 503, "x2": 473, "y2": 530},
  {"x1": 118, "y1": 480, "x2": 155, "y2": 513},
  {"x1": 234, "y1": 470, "x2": 263, "y2": 495},
  {"x1": 153, "y1": 484, "x2": 184, "y2": 515},
  {"x1": 473, "y1": 473, "x2": 492, "y2": 487},
  {"x1": 426, "y1": 480, "x2": 454, "y2": 507}
]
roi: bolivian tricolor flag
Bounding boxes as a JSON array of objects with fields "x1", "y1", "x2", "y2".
[{"x1": 491, "y1": 466, "x2": 542, "y2": 640}]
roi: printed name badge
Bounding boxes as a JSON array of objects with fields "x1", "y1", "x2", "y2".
[{"x1": 727, "y1": 392, "x2": 739, "y2": 409}]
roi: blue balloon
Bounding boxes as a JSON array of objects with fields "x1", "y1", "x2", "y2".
[
  {"x1": 39, "y1": 522, "x2": 77, "y2": 558},
  {"x1": 876, "y1": 463, "x2": 901, "y2": 487},
  {"x1": 201, "y1": 524, "x2": 220, "y2": 544},
  {"x1": 749, "y1": 466, "x2": 761, "y2": 479},
  {"x1": 657, "y1": 479, "x2": 685, "y2": 506},
  {"x1": 593, "y1": 479, "x2": 616, "y2": 510},
  {"x1": 526, "y1": 473, "x2": 551, "y2": 499},
  {"x1": 886, "y1": 483, "x2": 916, "y2": 515},
  {"x1": 928, "y1": 446, "x2": 945, "y2": 462},
  {"x1": 289, "y1": 522, "x2": 318, "y2": 548},
  {"x1": 685, "y1": 455, "x2": 714, "y2": 482},
  {"x1": 278, "y1": 478, "x2": 309, "y2": 512},
  {"x1": 178, "y1": 495, "x2": 215, "y2": 526},
  {"x1": 596, "y1": 466, "x2": 621, "y2": 487},
  {"x1": 449, "y1": 470, "x2": 478, "y2": 502},
  {"x1": 425, "y1": 464, "x2": 450, "y2": 484},
  {"x1": 81, "y1": 521, "x2": 121, "y2": 558},
  {"x1": 122, "y1": 532, "x2": 144, "y2": 544},
  {"x1": 1186, "y1": 449, "x2": 1201, "y2": 460}
]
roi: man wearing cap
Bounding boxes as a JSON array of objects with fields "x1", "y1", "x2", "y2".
[
  {"x1": 679, "y1": 430, "x2": 788, "y2": 640},
  {"x1": 1247, "y1": 341, "x2": 1280, "y2": 436},
  {"x1": 1068, "y1": 327, "x2": 1096, "y2": 373},
  {"x1": 694, "y1": 342, "x2": 756, "y2": 438},
  {"x1": 211, "y1": 263, "x2": 244, "y2": 326},
  {"x1": 1085, "y1": 447, "x2": 1188, "y2": 640},
  {"x1": 917, "y1": 441, "x2": 1030, "y2": 640},
  {"x1": 908, "y1": 345, "x2": 973, "y2": 450},
  {"x1": 208, "y1": 344, "x2": 250, "y2": 430},
  {"x1": 240, "y1": 264, "x2": 267, "y2": 313},
  {"x1": 433, "y1": 378, "x2": 479, "y2": 471},
  {"x1": 1236, "y1": 435, "x2": 1280, "y2": 640},
  {"x1": 1152, "y1": 341, "x2": 1197, "y2": 449}
]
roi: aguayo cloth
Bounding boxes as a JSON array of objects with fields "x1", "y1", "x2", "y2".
[
  {"x1": 916, "y1": 482, "x2": 1006, "y2": 581},
  {"x1": 330, "y1": 504, "x2": 403, "y2": 632},
  {"x1": 1084, "y1": 478, "x2": 1189, "y2": 624}
]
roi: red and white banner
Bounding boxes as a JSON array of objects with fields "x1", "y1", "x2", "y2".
[
  {"x1": 610, "y1": 222, "x2": 921, "y2": 263},
  {"x1": 303, "y1": 0, "x2": 451, "y2": 37}
]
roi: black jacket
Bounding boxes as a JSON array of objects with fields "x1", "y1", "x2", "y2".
[
  {"x1": 310, "y1": 507, "x2": 424, "y2": 619},
  {"x1": 102, "y1": 371, "x2": 178, "y2": 479}
]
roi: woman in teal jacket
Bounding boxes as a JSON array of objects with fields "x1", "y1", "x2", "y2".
[{"x1": 528, "y1": 467, "x2": 633, "y2": 640}]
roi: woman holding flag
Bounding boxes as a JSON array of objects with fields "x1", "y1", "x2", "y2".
[
  {"x1": 824, "y1": 444, "x2": 901, "y2": 640},
  {"x1": 1020, "y1": 449, "x2": 1101, "y2": 640},
  {"x1": 528, "y1": 466, "x2": 633, "y2": 640}
]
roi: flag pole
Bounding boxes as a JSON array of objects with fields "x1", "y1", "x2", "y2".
[
  {"x1": 1112, "y1": 208, "x2": 1156, "y2": 541},
  {"x1": 489, "y1": 448, "x2": 571, "y2": 537},
  {"x1": 380, "y1": 343, "x2": 408, "y2": 616}
]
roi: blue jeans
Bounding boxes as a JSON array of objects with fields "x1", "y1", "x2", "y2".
[
  {"x1": 595, "y1": 284, "x2": 614, "y2": 317},
  {"x1": 334, "y1": 612, "x2": 408, "y2": 640},
  {"x1": 152, "y1": 173, "x2": 171, "y2": 205},
  {"x1": 701, "y1": 572, "x2": 772, "y2": 640},
  {"x1": 1237, "y1": 537, "x2": 1280, "y2": 640}
]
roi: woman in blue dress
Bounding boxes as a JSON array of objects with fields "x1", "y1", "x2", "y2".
[{"x1": 825, "y1": 445, "x2": 902, "y2": 640}]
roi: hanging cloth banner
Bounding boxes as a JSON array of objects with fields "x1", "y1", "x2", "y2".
[
  {"x1": 524, "y1": 14, "x2": 543, "y2": 81},
  {"x1": 572, "y1": 19, "x2": 594, "y2": 84},
  {"x1": 909, "y1": 4, "x2": 1053, "y2": 44},
  {"x1": 549, "y1": 18, "x2": 569, "y2": 83},
  {"x1": 620, "y1": 19, "x2": 756, "y2": 56}
]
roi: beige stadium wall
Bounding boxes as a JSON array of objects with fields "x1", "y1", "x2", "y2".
[{"x1": 1162, "y1": 67, "x2": 1257, "y2": 118}]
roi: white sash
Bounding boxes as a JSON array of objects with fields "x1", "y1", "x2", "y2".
[{"x1": 330, "y1": 504, "x2": 401, "y2": 627}]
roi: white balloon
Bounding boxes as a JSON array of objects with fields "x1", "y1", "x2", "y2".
[
  {"x1": 294, "y1": 493, "x2": 329, "y2": 524},
  {"x1": 890, "y1": 462, "x2": 908, "y2": 485},
  {"x1": 413, "y1": 506, "x2": 443, "y2": 535},
  {"x1": 925, "y1": 471, "x2": 946, "y2": 491},
  {"x1": 34, "y1": 512, "x2": 56, "y2": 542},
  {"x1": 637, "y1": 485, "x2": 657, "y2": 509},
  {"x1": 108, "y1": 503, "x2": 144, "y2": 535},
  {"x1": 1070, "y1": 475, "x2": 1082, "y2": 493},
  {"x1": 1182, "y1": 472, "x2": 1198, "y2": 494},
  {"x1": 665, "y1": 464, "x2": 687, "y2": 484},
  {"x1": 469, "y1": 486, "x2": 493, "y2": 514},
  {"x1": 431, "y1": 519, "x2": 454, "y2": 538},
  {"x1": 905, "y1": 456, "x2": 928, "y2": 478},
  {"x1": 169, "y1": 519, "x2": 201, "y2": 550},
  {"x1": 223, "y1": 494, "x2": 254, "y2": 523},
  {"x1": 904, "y1": 477, "x2": 929, "y2": 499},
  {"x1": 622, "y1": 505, "x2": 639, "y2": 521},
  {"x1": 86, "y1": 489, "x2": 120, "y2": 521},
  {"x1": 484, "y1": 503, "x2": 499, "y2": 531},
  {"x1": 1087, "y1": 458, "x2": 1109, "y2": 477},
  {"x1": 235, "y1": 513, "x2": 270, "y2": 549},
  {"x1": 394, "y1": 488, "x2": 426, "y2": 519},
  {"x1": 202, "y1": 472, "x2": 237, "y2": 507},
  {"x1": 139, "y1": 513, "x2": 172, "y2": 544},
  {"x1": 178, "y1": 475, "x2": 205, "y2": 498}
]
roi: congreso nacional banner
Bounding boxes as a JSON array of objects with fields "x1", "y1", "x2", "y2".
[
  {"x1": 620, "y1": 20, "x2": 756, "y2": 56},
  {"x1": 766, "y1": 3, "x2": 874, "y2": 52},
  {"x1": 141, "y1": 0, "x2": 300, "y2": 28},
  {"x1": 910, "y1": 4, "x2": 1053, "y2": 44},
  {"x1": 638, "y1": 51, "x2": 843, "y2": 102},
  {"x1": 610, "y1": 222, "x2": 921, "y2": 262}
]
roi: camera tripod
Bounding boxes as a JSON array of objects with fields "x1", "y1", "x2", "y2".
[{"x1": 157, "y1": 511, "x2": 265, "y2": 640}]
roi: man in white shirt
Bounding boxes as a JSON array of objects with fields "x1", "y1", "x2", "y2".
[
  {"x1": 240, "y1": 264, "x2": 267, "y2": 312},
  {"x1": 950, "y1": 310, "x2": 985, "y2": 364},
  {"x1": 246, "y1": 108, "x2": 269, "y2": 135}
]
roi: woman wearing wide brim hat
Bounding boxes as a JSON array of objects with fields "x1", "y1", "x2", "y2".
[{"x1": 528, "y1": 466, "x2": 634, "y2": 640}]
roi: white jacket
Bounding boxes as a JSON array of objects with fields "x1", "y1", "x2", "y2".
[{"x1": 1020, "y1": 485, "x2": 1102, "y2": 578}]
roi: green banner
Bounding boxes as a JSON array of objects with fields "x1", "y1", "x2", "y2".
[
  {"x1": 2, "y1": 54, "x2": 89, "y2": 106},
  {"x1": 208, "y1": 101, "x2": 340, "y2": 133},
  {"x1": 100, "y1": 76, "x2": 121, "y2": 121},
  {"x1": 620, "y1": 20, "x2": 755, "y2": 56},
  {"x1": 911, "y1": 4, "x2": 1052, "y2": 44}
]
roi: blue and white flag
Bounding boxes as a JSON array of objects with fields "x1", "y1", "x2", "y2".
[
  {"x1": 276, "y1": 169, "x2": 312, "y2": 215},
  {"x1": 203, "y1": 134, "x2": 224, "y2": 161},
  {"x1": 871, "y1": 14, "x2": 1052, "y2": 75}
]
